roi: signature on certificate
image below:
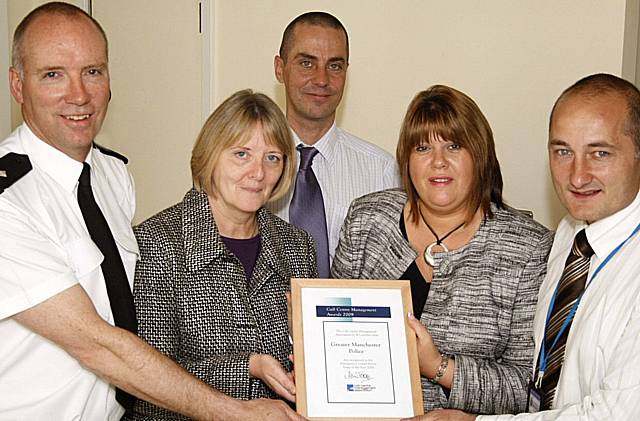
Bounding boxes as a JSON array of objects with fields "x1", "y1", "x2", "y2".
[{"x1": 344, "y1": 370, "x2": 373, "y2": 381}]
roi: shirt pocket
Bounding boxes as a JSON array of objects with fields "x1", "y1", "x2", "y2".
[
  {"x1": 64, "y1": 236, "x2": 103, "y2": 280},
  {"x1": 112, "y1": 229, "x2": 140, "y2": 288}
]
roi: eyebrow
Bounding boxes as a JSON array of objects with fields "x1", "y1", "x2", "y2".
[
  {"x1": 548, "y1": 139, "x2": 615, "y2": 149},
  {"x1": 34, "y1": 62, "x2": 108, "y2": 73},
  {"x1": 293, "y1": 52, "x2": 346, "y2": 63}
]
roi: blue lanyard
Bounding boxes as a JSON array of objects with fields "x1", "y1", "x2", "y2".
[{"x1": 536, "y1": 221, "x2": 640, "y2": 387}]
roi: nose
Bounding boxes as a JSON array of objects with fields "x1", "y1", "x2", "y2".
[
  {"x1": 311, "y1": 66, "x2": 329, "y2": 87},
  {"x1": 249, "y1": 159, "x2": 265, "y2": 181},
  {"x1": 569, "y1": 155, "x2": 592, "y2": 188},
  {"x1": 431, "y1": 146, "x2": 447, "y2": 169},
  {"x1": 65, "y1": 75, "x2": 90, "y2": 105}
]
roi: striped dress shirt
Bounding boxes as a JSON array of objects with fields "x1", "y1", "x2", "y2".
[{"x1": 267, "y1": 123, "x2": 400, "y2": 263}]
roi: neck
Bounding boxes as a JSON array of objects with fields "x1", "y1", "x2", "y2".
[
  {"x1": 418, "y1": 205, "x2": 478, "y2": 235},
  {"x1": 208, "y1": 195, "x2": 258, "y2": 239},
  {"x1": 287, "y1": 113, "x2": 334, "y2": 145}
]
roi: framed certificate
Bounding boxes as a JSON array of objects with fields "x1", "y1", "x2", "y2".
[{"x1": 291, "y1": 278, "x2": 424, "y2": 420}]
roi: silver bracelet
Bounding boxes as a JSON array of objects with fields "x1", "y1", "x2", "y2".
[{"x1": 428, "y1": 353, "x2": 450, "y2": 384}]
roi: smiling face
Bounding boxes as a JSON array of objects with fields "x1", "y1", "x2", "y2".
[
  {"x1": 549, "y1": 92, "x2": 640, "y2": 223},
  {"x1": 210, "y1": 124, "x2": 285, "y2": 220},
  {"x1": 9, "y1": 13, "x2": 110, "y2": 162},
  {"x1": 274, "y1": 23, "x2": 348, "y2": 132},
  {"x1": 409, "y1": 135, "x2": 475, "y2": 219}
]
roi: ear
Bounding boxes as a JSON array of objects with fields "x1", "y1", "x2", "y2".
[
  {"x1": 9, "y1": 67, "x2": 24, "y2": 104},
  {"x1": 274, "y1": 55, "x2": 285, "y2": 83}
]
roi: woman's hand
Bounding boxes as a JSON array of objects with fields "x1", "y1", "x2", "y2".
[
  {"x1": 407, "y1": 313, "x2": 455, "y2": 388},
  {"x1": 407, "y1": 313, "x2": 442, "y2": 378},
  {"x1": 249, "y1": 353, "x2": 296, "y2": 402}
]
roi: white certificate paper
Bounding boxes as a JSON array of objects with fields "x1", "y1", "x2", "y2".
[
  {"x1": 324, "y1": 321, "x2": 395, "y2": 404},
  {"x1": 295, "y1": 281, "x2": 421, "y2": 419}
]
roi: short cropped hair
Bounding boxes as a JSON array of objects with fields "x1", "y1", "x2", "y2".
[
  {"x1": 279, "y1": 11, "x2": 349, "y2": 62},
  {"x1": 550, "y1": 73, "x2": 640, "y2": 154},
  {"x1": 191, "y1": 89, "x2": 294, "y2": 202},
  {"x1": 12, "y1": 2, "x2": 108, "y2": 76},
  {"x1": 396, "y1": 85, "x2": 504, "y2": 223}
]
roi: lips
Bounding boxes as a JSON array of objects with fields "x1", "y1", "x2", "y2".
[
  {"x1": 429, "y1": 176, "x2": 453, "y2": 185},
  {"x1": 62, "y1": 113, "x2": 91, "y2": 121},
  {"x1": 569, "y1": 189, "x2": 601, "y2": 198},
  {"x1": 241, "y1": 186, "x2": 264, "y2": 193},
  {"x1": 303, "y1": 89, "x2": 335, "y2": 99}
]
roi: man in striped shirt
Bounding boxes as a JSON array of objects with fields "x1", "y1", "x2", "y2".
[{"x1": 269, "y1": 12, "x2": 400, "y2": 276}]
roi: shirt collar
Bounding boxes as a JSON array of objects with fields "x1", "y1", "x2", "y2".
[
  {"x1": 291, "y1": 122, "x2": 338, "y2": 164},
  {"x1": 584, "y1": 190, "x2": 640, "y2": 259},
  {"x1": 18, "y1": 123, "x2": 92, "y2": 194}
]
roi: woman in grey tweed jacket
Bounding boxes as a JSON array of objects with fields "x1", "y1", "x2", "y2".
[
  {"x1": 332, "y1": 86, "x2": 553, "y2": 415},
  {"x1": 127, "y1": 90, "x2": 317, "y2": 420}
]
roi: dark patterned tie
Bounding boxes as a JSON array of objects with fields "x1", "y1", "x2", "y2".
[
  {"x1": 289, "y1": 146, "x2": 330, "y2": 277},
  {"x1": 77, "y1": 162, "x2": 137, "y2": 410},
  {"x1": 541, "y1": 229, "x2": 594, "y2": 409}
]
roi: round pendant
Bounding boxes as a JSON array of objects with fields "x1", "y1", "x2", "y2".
[{"x1": 423, "y1": 242, "x2": 449, "y2": 267}]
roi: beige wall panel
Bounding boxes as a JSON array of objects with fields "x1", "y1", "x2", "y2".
[
  {"x1": 215, "y1": 0, "x2": 627, "y2": 228},
  {"x1": 92, "y1": 0, "x2": 203, "y2": 223},
  {"x1": 0, "y1": 0, "x2": 9, "y2": 138},
  {"x1": 7, "y1": 0, "x2": 45, "y2": 129}
]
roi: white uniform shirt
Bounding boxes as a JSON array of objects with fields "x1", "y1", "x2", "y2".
[
  {"x1": 480, "y1": 191, "x2": 640, "y2": 420},
  {"x1": 0, "y1": 124, "x2": 139, "y2": 420},
  {"x1": 267, "y1": 123, "x2": 400, "y2": 262}
]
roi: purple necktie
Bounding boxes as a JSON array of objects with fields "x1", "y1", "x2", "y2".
[{"x1": 289, "y1": 146, "x2": 330, "y2": 277}]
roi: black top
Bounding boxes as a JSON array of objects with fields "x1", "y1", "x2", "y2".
[
  {"x1": 221, "y1": 234, "x2": 262, "y2": 282},
  {"x1": 399, "y1": 214, "x2": 431, "y2": 317}
]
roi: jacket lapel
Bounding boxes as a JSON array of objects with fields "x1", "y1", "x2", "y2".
[{"x1": 247, "y1": 208, "x2": 288, "y2": 295}]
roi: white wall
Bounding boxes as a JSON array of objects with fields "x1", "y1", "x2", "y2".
[
  {"x1": 1, "y1": 1, "x2": 637, "y2": 228},
  {"x1": 214, "y1": 0, "x2": 630, "y2": 228},
  {"x1": 0, "y1": 0, "x2": 10, "y2": 139}
]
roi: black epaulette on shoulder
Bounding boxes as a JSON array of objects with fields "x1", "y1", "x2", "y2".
[
  {"x1": 93, "y1": 143, "x2": 128, "y2": 164},
  {"x1": 0, "y1": 153, "x2": 32, "y2": 195}
]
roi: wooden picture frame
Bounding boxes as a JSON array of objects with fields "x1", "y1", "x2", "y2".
[{"x1": 291, "y1": 278, "x2": 424, "y2": 420}]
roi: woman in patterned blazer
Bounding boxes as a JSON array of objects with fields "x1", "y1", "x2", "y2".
[
  {"x1": 332, "y1": 85, "x2": 553, "y2": 415},
  {"x1": 127, "y1": 90, "x2": 317, "y2": 420}
]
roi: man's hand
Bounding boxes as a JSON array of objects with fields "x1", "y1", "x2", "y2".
[
  {"x1": 233, "y1": 398, "x2": 306, "y2": 421},
  {"x1": 249, "y1": 353, "x2": 296, "y2": 402},
  {"x1": 402, "y1": 409, "x2": 477, "y2": 421}
]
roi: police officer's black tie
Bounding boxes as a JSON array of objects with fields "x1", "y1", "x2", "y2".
[
  {"x1": 540, "y1": 229, "x2": 594, "y2": 409},
  {"x1": 77, "y1": 162, "x2": 137, "y2": 411}
]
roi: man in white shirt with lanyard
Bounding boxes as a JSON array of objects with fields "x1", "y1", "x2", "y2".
[
  {"x1": 404, "y1": 73, "x2": 640, "y2": 420},
  {"x1": 0, "y1": 3, "x2": 302, "y2": 420},
  {"x1": 268, "y1": 12, "x2": 400, "y2": 277}
]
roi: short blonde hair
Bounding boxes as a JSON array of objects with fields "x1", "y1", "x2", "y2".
[{"x1": 191, "y1": 89, "x2": 294, "y2": 201}]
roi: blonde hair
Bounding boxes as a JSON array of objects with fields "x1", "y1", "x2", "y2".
[{"x1": 191, "y1": 89, "x2": 294, "y2": 201}]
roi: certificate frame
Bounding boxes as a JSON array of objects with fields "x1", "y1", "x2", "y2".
[{"x1": 291, "y1": 278, "x2": 424, "y2": 420}]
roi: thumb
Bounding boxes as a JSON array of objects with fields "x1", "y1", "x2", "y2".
[{"x1": 407, "y1": 312, "x2": 427, "y2": 338}]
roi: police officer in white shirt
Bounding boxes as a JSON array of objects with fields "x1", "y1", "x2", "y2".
[
  {"x1": 403, "y1": 74, "x2": 640, "y2": 420},
  {"x1": 0, "y1": 3, "x2": 302, "y2": 420}
]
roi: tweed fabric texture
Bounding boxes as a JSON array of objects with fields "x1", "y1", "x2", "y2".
[
  {"x1": 126, "y1": 188, "x2": 317, "y2": 420},
  {"x1": 332, "y1": 189, "x2": 554, "y2": 414}
]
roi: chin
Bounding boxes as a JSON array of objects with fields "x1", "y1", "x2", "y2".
[{"x1": 565, "y1": 205, "x2": 599, "y2": 223}]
